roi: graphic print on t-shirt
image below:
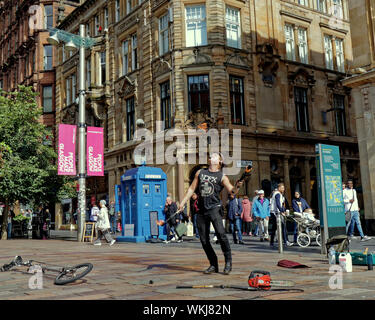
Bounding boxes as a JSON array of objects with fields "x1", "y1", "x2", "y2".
[{"x1": 200, "y1": 174, "x2": 218, "y2": 197}]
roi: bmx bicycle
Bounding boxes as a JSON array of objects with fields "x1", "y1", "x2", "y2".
[{"x1": 0, "y1": 256, "x2": 93, "y2": 285}]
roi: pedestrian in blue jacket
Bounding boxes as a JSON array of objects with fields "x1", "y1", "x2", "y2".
[
  {"x1": 252, "y1": 190, "x2": 271, "y2": 241},
  {"x1": 227, "y1": 194, "x2": 244, "y2": 244}
]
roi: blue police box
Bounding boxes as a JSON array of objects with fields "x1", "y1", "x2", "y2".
[{"x1": 116, "y1": 165, "x2": 168, "y2": 242}]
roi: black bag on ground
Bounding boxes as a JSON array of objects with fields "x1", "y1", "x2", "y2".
[{"x1": 325, "y1": 235, "x2": 350, "y2": 256}]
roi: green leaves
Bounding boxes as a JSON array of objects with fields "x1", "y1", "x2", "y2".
[{"x1": 0, "y1": 86, "x2": 65, "y2": 206}]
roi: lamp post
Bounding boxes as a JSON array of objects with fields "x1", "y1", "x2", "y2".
[{"x1": 48, "y1": 25, "x2": 98, "y2": 242}]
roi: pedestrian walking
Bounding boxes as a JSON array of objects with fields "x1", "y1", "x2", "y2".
[
  {"x1": 291, "y1": 191, "x2": 310, "y2": 244},
  {"x1": 108, "y1": 200, "x2": 117, "y2": 234},
  {"x1": 228, "y1": 194, "x2": 244, "y2": 244},
  {"x1": 7, "y1": 209, "x2": 14, "y2": 240},
  {"x1": 93, "y1": 200, "x2": 116, "y2": 246},
  {"x1": 270, "y1": 183, "x2": 293, "y2": 247},
  {"x1": 90, "y1": 204, "x2": 99, "y2": 223},
  {"x1": 191, "y1": 193, "x2": 200, "y2": 239},
  {"x1": 41, "y1": 209, "x2": 51, "y2": 240},
  {"x1": 163, "y1": 196, "x2": 181, "y2": 243},
  {"x1": 344, "y1": 180, "x2": 371, "y2": 241},
  {"x1": 240, "y1": 196, "x2": 252, "y2": 236},
  {"x1": 252, "y1": 190, "x2": 270, "y2": 241},
  {"x1": 178, "y1": 152, "x2": 244, "y2": 275},
  {"x1": 251, "y1": 190, "x2": 259, "y2": 236}
]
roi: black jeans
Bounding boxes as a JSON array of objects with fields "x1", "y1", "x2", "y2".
[
  {"x1": 270, "y1": 214, "x2": 288, "y2": 244},
  {"x1": 196, "y1": 207, "x2": 232, "y2": 267}
]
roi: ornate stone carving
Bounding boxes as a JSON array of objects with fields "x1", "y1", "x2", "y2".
[
  {"x1": 182, "y1": 48, "x2": 213, "y2": 66},
  {"x1": 288, "y1": 68, "x2": 316, "y2": 100},
  {"x1": 225, "y1": 51, "x2": 250, "y2": 70},
  {"x1": 90, "y1": 102, "x2": 106, "y2": 121},
  {"x1": 61, "y1": 104, "x2": 77, "y2": 124},
  {"x1": 118, "y1": 76, "x2": 136, "y2": 98},
  {"x1": 256, "y1": 43, "x2": 279, "y2": 87},
  {"x1": 152, "y1": 59, "x2": 171, "y2": 78},
  {"x1": 182, "y1": 111, "x2": 216, "y2": 130}
]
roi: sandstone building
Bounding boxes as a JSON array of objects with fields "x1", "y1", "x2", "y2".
[
  {"x1": 54, "y1": 0, "x2": 361, "y2": 228},
  {"x1": 343, "y1": 0, "x2": 375, "y2": 232}
]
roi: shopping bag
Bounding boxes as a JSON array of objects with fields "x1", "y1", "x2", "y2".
[{"x1": 186, "y1": 221, "x2": 194, "y2": 237}]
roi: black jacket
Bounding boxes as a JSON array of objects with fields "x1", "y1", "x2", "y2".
[{"x1": 164, "y1": 202, "x2": 178, "y2": 225}]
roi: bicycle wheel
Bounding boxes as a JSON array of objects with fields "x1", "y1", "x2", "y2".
[
  {"x1": 54, "y1": 263, "x2": 93, "y2": 285},
  {"x1": 297, "y1": 233, "x2": 311, "y2": 248}
]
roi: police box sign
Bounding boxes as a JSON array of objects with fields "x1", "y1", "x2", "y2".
[
  {"x1": 236, "y1": 160, "x2": 253, "y2": 168},
  {"x1": 145, "y1": 175, "x2": 162, "y2": 179}
]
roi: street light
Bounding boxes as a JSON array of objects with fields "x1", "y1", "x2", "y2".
[{"x1": 48, "y1": 25, "x2": 98, "y2": 242}]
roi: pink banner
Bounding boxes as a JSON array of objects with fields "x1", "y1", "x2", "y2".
[
  {"x1": 87, "y1": 127, "x2": 104, "y2": 176},
  {"x1": 58, "y1": 124, "x2": 77, "y2": 176}
]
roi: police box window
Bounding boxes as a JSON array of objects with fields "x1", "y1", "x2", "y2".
[
  {"x1": 188, "y1": 74, "x2": 210, "y2": 115},
  {"x1": 143, "y1": 184, "x2": 150, "y2": 195}
]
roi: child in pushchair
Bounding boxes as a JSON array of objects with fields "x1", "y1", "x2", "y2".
[{"x1": 290, "y1": 209, "x2": 321, "y2": 247}]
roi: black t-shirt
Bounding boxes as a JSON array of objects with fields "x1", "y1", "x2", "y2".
[{"x1": 197, "y1": 168, "x2": 224, "y2": 211}]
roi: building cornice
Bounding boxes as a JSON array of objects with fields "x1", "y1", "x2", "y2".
[{"x1": 342, "y1": 70, "x2": 375, "y2": 88}]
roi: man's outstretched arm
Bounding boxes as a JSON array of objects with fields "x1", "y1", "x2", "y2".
[{"x1": 178, "y1": 170, "x2": 200, "y2": 212}]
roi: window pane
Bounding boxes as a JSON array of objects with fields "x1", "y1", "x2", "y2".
[
  {"x1": 226, "y1": 7, "x2": 241, "y2": 49},
  {"x1": 324, "y1": 35, "x2": 334, "y2": 70},
  {"x1": 43, "y1": 86, "x2": 53, "y2": 113},
  {"x1": 230, "y1": 76, "x2": 245, "y2": 125},
  {"x1": 44, "y1": 5, "x2": 53, "y2": 29},
  {"x1": 294, "y1": 87, "x2": 309, "y2": 132},
  {"x1": 188, "y1": 74, "x2": 210, "y2": 115},
  {"x1": 185, "y1": 5, "x2": 207, "y2": 47},
  {"x1": 298, "y1": 28, "x2": 308, "y2": 64},
  {"x1": 285, "y1": 24, "x2": 296, "y2": 61},
  {"x1": 335, "y1": 39, "x2": 345, "y2": 72}
]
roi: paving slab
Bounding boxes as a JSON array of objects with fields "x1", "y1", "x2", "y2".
[{"x1": 1, "y1": 238, "x2": 375, "y2": 300}]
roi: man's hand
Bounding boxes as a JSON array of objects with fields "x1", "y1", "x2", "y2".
[
  {"x1": 177, "y1": 203, "x2": 184, "y2": 212},
  {"x1": 350, "y1": 199, "x2": 354, "y2": 203},
  {"x1": 236, "y1": 181, "x2": 244, "y2": 188}
]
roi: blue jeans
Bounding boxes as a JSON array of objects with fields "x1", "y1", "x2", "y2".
[
  {"x1": 193, "y1": 214, "x2": 199, "y2": 237},
  {"x1": 230, "y1": 217, "x2": 242, "y2": 242},
  {"x1": 348, "y1": 211, "x2": 364, "y2": 238},
  {"x1": 7, "y1": 223, "x2": 11, "y2": 239},
  {"x1": 109, "y1": 215, "x2": 116, "y2": 233}
]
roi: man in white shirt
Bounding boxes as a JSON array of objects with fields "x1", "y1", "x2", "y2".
[{"x1": 343, "y1": 180, "x2": 371, "y2": 241}]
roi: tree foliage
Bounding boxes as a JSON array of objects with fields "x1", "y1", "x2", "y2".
[{"x1": 0, "y1": 86, "x2": 75, "y2": 239}]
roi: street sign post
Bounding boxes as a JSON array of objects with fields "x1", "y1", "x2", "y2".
[{"x1": 316, "y1": 144, "x2": 346, "y2": 254}]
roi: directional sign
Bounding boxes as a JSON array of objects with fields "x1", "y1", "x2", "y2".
[{"x1": 316, "y1": 144, "x2": 346, "y2": 252}]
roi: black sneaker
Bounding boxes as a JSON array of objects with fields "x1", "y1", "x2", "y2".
[
  {"x1": 239, "y1": 241, "x2": 245, "y2": 245},
  {"x1": 233, "y1": 240, "x2": 238, "y2": 244},
  {"x1": 203, "y1": 265, "x2": 219, "y2": 274},
  {"x1": 223, "y1": 262, "x2": 232, "y2": 275}
]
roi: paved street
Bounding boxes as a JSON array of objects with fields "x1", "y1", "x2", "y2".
[{"x1": 1, "y1": 236, "x2": 375, "y2": 300}]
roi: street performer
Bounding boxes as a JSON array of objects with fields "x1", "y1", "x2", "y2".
[{"x1": 178, "y1": 152, "x2": 244, "y2": 275}]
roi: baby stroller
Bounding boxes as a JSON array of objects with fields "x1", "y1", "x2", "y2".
[{"x1": 290, "y1": 211, "x2": 321, "y2": 247}]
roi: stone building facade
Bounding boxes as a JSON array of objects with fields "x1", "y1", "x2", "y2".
[
  {"x1": 0, "y1": 0, "x2": 79, "y2": 130},
  {"x1": 54, "y1": 0, "x2": 361, "y2": 225},
  {"x1": 342, "y1": 0, "x2": 375, "y2": 231}
]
